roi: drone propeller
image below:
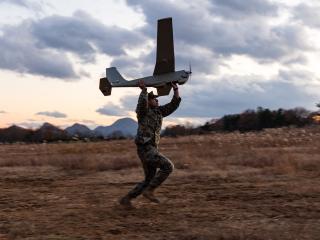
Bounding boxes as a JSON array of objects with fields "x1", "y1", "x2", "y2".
[
  {"x1": 189, "y1": 62, "x2": 192, "y2": 74},
  {"x1": 187, "y1": 62, "x2": 192, "y2": 82}
]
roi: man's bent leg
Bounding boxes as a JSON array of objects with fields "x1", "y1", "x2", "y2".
[
  {"x1": 127, "y1": 163, "x2": 156, "y2": 199},
  {"x1": 148, "y1": 152, "x2": 174, "y2": 190},
  {"x1": 119, "y1": 146, "x2": 156, "y2": 206}
]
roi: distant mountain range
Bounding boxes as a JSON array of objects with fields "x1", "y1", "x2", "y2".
[
  {"x1": 93, "y1": 118, "x2": 137, "y2": 138},
  {"x1": 0, "y1": 117, "x2": 138, "y2": 143}
]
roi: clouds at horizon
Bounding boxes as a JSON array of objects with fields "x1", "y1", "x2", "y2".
[
  {"x1": 36, "y1": 111, "x2": 67, "y2": 118},
  {"x1": 96, "y1": 103, "x2": 130, "y2": 117}
]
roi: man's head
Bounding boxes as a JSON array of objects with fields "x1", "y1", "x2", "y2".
[{"x1": 148, "y1": 91, "x2": 159, "y2": 107}]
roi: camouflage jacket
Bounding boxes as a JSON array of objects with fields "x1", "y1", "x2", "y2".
[{"x1": 135, "y1": 88, "x2": 181, "y2": 147}]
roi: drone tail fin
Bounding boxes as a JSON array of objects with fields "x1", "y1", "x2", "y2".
[
  {"x1": 153, "y1": 17, "x2": 175, "y2": 75},
  {"x1": 106, "y1": 67, "x2": 127, "y2": 85},
  {"x1": 100, "y1": 67, "x2": 128, "y2": 96}
]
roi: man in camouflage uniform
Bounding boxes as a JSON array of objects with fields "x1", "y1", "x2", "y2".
[{"x1": 120, "y1": 80, "x2": 181, "y2": 207}]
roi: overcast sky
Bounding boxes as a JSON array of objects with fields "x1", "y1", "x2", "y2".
[{"x1": 0, "y1": 0, "x2": 319, "y2": 129}]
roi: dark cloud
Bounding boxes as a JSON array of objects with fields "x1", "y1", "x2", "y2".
[
  {"x1": 96, "y1": 103, "x2": 129, "y2": 116},
  {"x1": 209, "y1": 0, "x2": 279, "y2": 19},
  {"x1": 125, "y1": 0, "x2": 312, "y2": 63},
  {"x1": 0, "y1": 10, "x2": 148, "y2": 79},
  {"x1": 36, "y1": 111, "x2": 67, "y2": 118},
  {"x1": 0, "y1": 0, "x2": 42, "y2": 11},
  {"x1": 32, "y1": 11, "x2": 147, "y2": 63},
  {"x1": 0, "y1": 1, "x2": 313, "y2": 80},
  {"x1": 293, "y1": 3, "x2": 320, "y2": 29},
  {"x1": 0, "y1": 0, "x2": 26, "y2": 6},
  {"x1": 0, "y1": 21, "x2": 78, "y2": 79},
  {"x1": 0, "y1": 110, "x2": 7, "y2": 114}
]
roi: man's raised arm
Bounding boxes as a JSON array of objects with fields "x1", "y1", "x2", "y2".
[
  {"x1": 136, "y1": 80, "x2": 148, "y2": 118},
  {"x1": 159, "y1": 82, "x2": 181, "y2": 117}
]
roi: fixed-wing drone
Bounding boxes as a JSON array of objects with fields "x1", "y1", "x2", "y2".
[{"x1": 99, "y1": 17, "x2": 191, "y2": 96}]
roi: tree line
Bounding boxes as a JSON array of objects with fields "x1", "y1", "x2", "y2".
[{"x1": 162, "y1": 106, "x2": 320, "y2": 137}]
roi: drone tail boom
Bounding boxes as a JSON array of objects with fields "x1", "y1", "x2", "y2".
[{"x1": 100, "y1": 67, "x2": 129, "y2": 96}]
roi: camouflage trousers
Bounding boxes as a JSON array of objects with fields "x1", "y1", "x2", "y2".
[{"x1": 127, "y1": 144, "x2": 174, "y2": 199}]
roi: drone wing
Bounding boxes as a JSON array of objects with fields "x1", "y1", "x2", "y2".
[{"x1": 153, "y1": 18, "x2": 175, "y2": 75}]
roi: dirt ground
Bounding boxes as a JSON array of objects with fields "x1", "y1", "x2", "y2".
[{"x1": 0, "y1": 127, "x2": 319, "y2": 239}]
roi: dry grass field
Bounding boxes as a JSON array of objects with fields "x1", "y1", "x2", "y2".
[{"x1": 0, "y1": 126, "x2": 319, "y2": 240}]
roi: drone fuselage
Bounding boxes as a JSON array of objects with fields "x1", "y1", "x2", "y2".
[{"x1": 99, "y1": 67, "x2": 190, "y2": 96}]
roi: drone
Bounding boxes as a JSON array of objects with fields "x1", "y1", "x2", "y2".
[{"x1": 99, "y1": 17, "x2": 191, "y2": 96}]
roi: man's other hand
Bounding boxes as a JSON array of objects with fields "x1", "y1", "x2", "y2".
[
  {"x1": 171, "y1": 81, "x2": 179, "y2": 98},
  {"x1": 171, "y1": 82, "x2": 178, "y2": 90}
]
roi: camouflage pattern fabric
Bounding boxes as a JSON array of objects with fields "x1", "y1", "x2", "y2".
[
  {"x1": 127, "y1": 144, "x2": 174, "y2": 198},
  {"x1": 127, "y1": 88, "x2": 181, "y2": 199},
  {"x1": 135, "y1": 88, "x2": 181, "y2": 147}
]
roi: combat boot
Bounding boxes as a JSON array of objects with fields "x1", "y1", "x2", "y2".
[
  {"x1": 143, "y1": 189, "x2": 160, "y2": 203},
  {"x1": 119, "y1": 195, "x2": 134, "y2": 208}
]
